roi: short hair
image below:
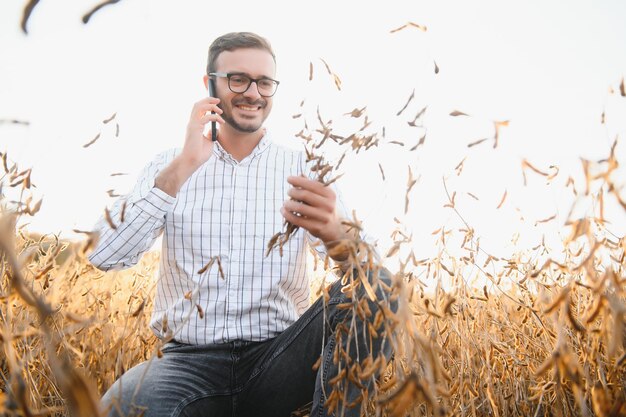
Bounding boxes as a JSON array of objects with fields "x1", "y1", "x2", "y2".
[{"x1": 206, "y1": 32, "x2": 276, "y2": 74}]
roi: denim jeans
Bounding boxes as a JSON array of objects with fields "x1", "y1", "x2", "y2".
[{"x1": 101, "y1": 268, "x2": 397, "y2": 417}]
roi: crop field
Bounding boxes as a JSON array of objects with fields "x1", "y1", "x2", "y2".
[{"x1": 1, "y1": 120, "x2": 625, "y2": 417}]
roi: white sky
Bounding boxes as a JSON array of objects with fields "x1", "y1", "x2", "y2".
[{"x1": 1, "y1": 0, "x2": 625, "y2": 271}]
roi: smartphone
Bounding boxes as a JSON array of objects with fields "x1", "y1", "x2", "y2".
[{"x1": 208, "y1": 78, "x2": 218, "y2": 142}]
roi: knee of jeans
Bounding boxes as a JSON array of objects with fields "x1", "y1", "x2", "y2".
[
  {"x1": 101, "y1": 378, "x2": 146, "y2": 417},
  {"x1": 101, "y1": 384, "x2": 132, "y2": 417},
  {"x1": 100, "y1": 386, "x2": 123, "y2": 417}
]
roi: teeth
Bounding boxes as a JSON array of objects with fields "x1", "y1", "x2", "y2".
[{"x1": 238, "y1": 105, "x2": 258, "y2": 111}]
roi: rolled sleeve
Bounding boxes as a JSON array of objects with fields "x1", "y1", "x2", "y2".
[{"x1": 87, "y1": 148, "x2": 179, "y2": 271}]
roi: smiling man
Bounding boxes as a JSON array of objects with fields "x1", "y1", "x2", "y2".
[{"x1": 89, "y1": 32, "x2": 396, "y2": 417}]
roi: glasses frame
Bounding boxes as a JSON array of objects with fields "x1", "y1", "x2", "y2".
[{"x1": 209, "y1": 72, "x2": 280, "y2": 97}]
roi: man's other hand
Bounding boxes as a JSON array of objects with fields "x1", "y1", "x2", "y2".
[{"x1": 280, "y1": 176, "x2": 344, "y2": 247}]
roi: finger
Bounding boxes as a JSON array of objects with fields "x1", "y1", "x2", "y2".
[
  {"x1": 199, "y1": 113, "x2": 226, "y2": 125},
  {"x1": 194, "y1": 98, "x2": 221, "y2": 111},
  {"x1": 199, "y1": 104, "x2": 223, "y2": 116},
  {"x1": 192, "y1": 99, "x2": 222, "y2": 118},
  {"x1": 201, "y1": 97, "x2": 221, "y2": 105},
  {"x1": 282, "y1": 199, "x2": 327, "y2": 221},
  {"x1": 280, "y1": 207, "x2": 318, "y2": 231},
  {"x1": 281, "y1": 207, "x2": 342, "y2": 244},
  {"x1": 287, "y1": 188, "x2": 332, "y2": 212},
  {"x1": 287, "y1": 176, "x2": 334, "y2": 197}
]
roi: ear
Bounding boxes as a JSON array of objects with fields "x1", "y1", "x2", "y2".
[{"x1": 203, "y1": 74, "x2": 209, "y2": 90}]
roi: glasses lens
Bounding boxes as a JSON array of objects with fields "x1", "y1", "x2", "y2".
[
  {"x1": 227, "y1": 74, "x2": 278, "y2": 97},
  {"x1": 228, "y1": 74, "x2": 251, "y2": 93},
  {"x1": 257, "y1": 79, "x2": 277, "y2": 96}
]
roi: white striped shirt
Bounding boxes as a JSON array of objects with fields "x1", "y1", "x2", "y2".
[{"x1": 88, "y1": 133, "x2": 352, "y2": 345}]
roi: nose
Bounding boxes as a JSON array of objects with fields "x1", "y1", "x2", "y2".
[{"x1": 243, "y1": 80, "x2": 262, "y2": 99}]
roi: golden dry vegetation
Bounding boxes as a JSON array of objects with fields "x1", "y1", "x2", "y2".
[
  {"x1": 1, "y1": 41, "x2": 626, "y2": 415},
  {"x1": 2, "y1": 104, "x2": 626, "y2": 417}
]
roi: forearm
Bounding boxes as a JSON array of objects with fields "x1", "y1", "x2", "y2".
[{"x1": 155, "y1": 155, "x2": 201, "y2": 197}]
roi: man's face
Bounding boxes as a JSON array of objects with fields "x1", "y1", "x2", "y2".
[{"x1": 213, "y1": 48, "x2": 276, "y2": 134}]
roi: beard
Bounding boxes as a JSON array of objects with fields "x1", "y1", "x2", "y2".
[{"x1": 219, "y1": 98, "x2": 268, "y2": 133}]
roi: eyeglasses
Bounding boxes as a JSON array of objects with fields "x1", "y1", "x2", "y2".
[{"x1": 209, "y1": 72, "x2": 280, "y2": 97}]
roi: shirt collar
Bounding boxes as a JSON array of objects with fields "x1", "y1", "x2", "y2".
[{"x1": 213, "y1": 130, "x2": 271, "y2": 165}]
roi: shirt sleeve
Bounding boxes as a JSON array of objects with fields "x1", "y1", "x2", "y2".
[{"x1": 88, "y1": 149, "x2": 178, "y2": 271}]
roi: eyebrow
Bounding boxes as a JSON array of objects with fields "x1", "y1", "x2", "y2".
[{"x1": 228, "y1": 71, "x2": 276, "y2": 80}]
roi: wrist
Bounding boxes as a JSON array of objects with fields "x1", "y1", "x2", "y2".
[
  {"x1": 324, "y1": 236, "x2": 350, "y2": 262},
  {"x1": 323, "y1": 221, "x2": 360, "y2": 257},
  {"x1": 176, "y1": 152, "x2": 204, "y2": 173},
  {"x1": 325, "y1": 239, "x2": 358, "y2": 273}
]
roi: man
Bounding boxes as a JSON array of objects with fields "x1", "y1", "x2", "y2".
[{"x1": 89, "y1": 32, "x2": 396, "y2": 417}]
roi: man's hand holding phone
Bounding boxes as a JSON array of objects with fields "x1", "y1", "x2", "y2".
[
  {"x1": 182, "y1": 95, "x2": 224, "y2": 169},
  {"x1": 155, "y1": 92, "x2": 223, "y2": 197}
]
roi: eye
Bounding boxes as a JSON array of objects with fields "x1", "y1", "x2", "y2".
[
  {"x1": 229, "y1": 75, "x2": 249, "y2": 86},
  {"x1": 258, "y1": 79, "x2": 275, "y2": 89}
]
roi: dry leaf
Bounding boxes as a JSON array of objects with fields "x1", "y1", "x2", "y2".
[
  {"x1": 522, "y1": 159, "x2": 549, "y2": 176},
  {"x1": 82, "y1": 0, "x2": 122, "y2": 24},
  {"x1": 407, "y1": 106, "x2": 427, "y2": 127},
  {"x1": 496, "y1": 190, "x2": 507, "y2": 209},
  {"x1": 455, "y1": 157, "x2": 466, "y2": 176},
  {"x1": 386, "y1": 242, "x2": 401, "y2": 258},
  {"x1": 468, "y1": 137, "x2": 488, "y2": 148},
  {"x1": 83, "y1": 133, "x2": 101, "y2": 148},
  {"x1": 336, "y1": 152, "x2": 346, "y2": 170},
  {"x1": 119, "y1": 200, "x2": 127, "y2": 224},
  {"x1": 102, "y1": 112, "x2": 117, "y2": 124},
  {"x1": 396, "y1": 89, "x2": 415, "y2": 116},
  {"x1": 197, "y1": 257, "x2": 217, "y2": 275},
  {"x1": 408, "y1": 22, "x2": 428, "y2": 31},
  {"x1": 319, "y1": 58, "x2": 332, "y2": 75},
  {"x1": 546, "y1": 165, "x2": 559, "y2": 181},
  {"x1": 390, "y1": 22, "x2": 427, "y2": 33},
  {"x1": 131, "y1": 298, "x2": 146, "y2": 317},
  {"x1": 104, "y1": 207, "x2": 117, "y2": 230},
  {"x1": 378, "y1": 372, "x2": 430, "y2": 417},
  {"x1": 493, "y1": 120, "x2": 509, "y2": 148},
  {"x1": 20, "y1": 0, "x2": 41, "y2": 34},
  {"x1": 409, "y1": 133, "x2": 426, "y2": 151},
  {"x1": 444, "y1": 191, "x2": 456, "y2": 209},
  {"x1": 535, "y1": 214, "x2": 556, "y2": 226},
  {"x1": 344, "y1": 106, "x2": 366, "y2": 118},
  {"x1": 389, "y1": 24, "x2": 407, "y2": 33},
  {"x1": 332, "y1": 73, "x2": 342, "y2": 91},
  {"x1": 216, "y1": 257, "x2": 225, "y2": 279}
]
